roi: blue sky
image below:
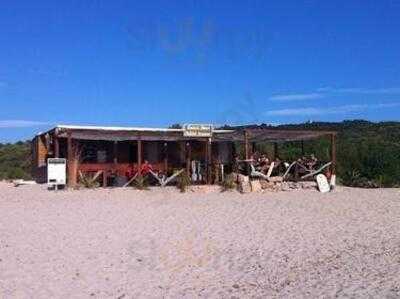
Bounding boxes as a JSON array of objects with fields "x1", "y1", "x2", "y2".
[{"x1": 1, "y1": 0, "x2": 400, "y2": 142}]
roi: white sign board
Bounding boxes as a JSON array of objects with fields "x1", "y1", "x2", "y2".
[
  {"x1": 47, "y1": 158, "x2": 66, "y2": 185},
  {"x1": 183, "y1": 124, "x2": 213, "y2": 137}
]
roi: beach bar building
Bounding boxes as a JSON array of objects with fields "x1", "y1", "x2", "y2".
[{"x1": 32, "y1": 124, "x2": 337, "y2": 187}]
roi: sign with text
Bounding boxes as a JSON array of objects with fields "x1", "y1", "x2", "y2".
[{"x1": 183, "y1": 124, "x2": 213, "y2": 137}]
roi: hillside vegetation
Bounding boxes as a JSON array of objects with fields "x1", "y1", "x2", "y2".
[
  {"x1": 0, "y1": 141, "x2": 32, "y2": 180},
  {"x1": 1, "y1": 120, "x2": 399, "y2": 187}
]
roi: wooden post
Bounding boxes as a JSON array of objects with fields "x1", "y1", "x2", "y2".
[
  {"x1": 273, "y1": 142, "x2": 278, "y2": 160},
  {"x1": 103, "y1": 171, "x2": 107, "y2": 187},
  {"x1": 186, "y1": 142, "x2": 191, "y2": 176},
  {"x1": 137, "y1": 139, "x2": 142, "y2": 175},
  {"x1": 113, "y1": 141, "x2": 118, "y2": 165},
  {"x1": 179, "y1": 141, "x2": 186, "y2": 166},
  {"x1": 206, "y1": 138, "x2": 212, "y2": 184},
  {"x1": 244, "y1": 130, "x2": 250, "y2": 159},
  {"x1": 252, "y1": 142, "x2": 256, "y2": 155},
  {"x1": 67, "y1": 133, "x2": 77, "y2": 188},
  {"x1": 54, "y1": 131, "x2": 59, "y2": 158},
  {"x1": 231, "y1": 141, "x2": 236, "y2": 169},
  {"x1": 163, "y1": 142, "x2": 168, "y2": 173},
  {"x1": 330, "y1": 133, "x2": 337, "y2": 175},
  {"x1": 301, "y1": 140, "x2": 305, "y2": 156},
  {"x1": 209, "y1": 139, "x2": 212, "y2": 184},
  {"x1": 131, "y1": 141, "x2": 136, "y2": 172}
]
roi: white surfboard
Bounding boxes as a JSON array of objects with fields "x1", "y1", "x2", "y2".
[{"x1": 316, "y1": 174, "x2": 330, "y2": 193}]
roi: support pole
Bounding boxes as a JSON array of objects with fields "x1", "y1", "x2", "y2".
[
  {"x1": 53, "y1": 128, "x2": 60, "y2": 158},
  {"x1": 103, "y1": 171, "x2": 107, "y2": 187},
  {"x1": 231, "y1": 141, "x2": 236, "y2": 169},
  {"x1": 206, "y1": 138, "x2": 212, "y2": 184},
  {"x1": 330, "y1": 133, "x2": 337, "y2": 175},
  {"x1": 273, "y1": 142, "x2": 278, "y2": 160},
  {"x1": 186, "y1": 142, "x2": 191, "y2": 176},
  {"x1": 137, "y1": 138, "x2": 142, "y2": 175},
  {"x1": 244, "y1": 130, "x2": 250, "y2": 160},
  {"x1": 67, "y1": 132, "x2": 77, "y2": 188},
  {"x1": 180, "y1": 141, "x2": 186, "y2": 167},
  {"x1": 113, "y1": 141, "x2": 118, "y2": 165},
  {"x1": 54, "y1": 131, "x2": 59, "y2": 158},
  {"x1": 163, "y1": 142, "x2": 168, "y2": 174}
]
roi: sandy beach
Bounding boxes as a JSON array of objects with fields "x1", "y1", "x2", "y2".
[{"x1": 0, "y1": 182, "x2": 399, "y2": 298}]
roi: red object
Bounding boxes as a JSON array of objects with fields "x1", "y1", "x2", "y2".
[
  {"x1": 140, "y1": 162, "x2": 153, "y2": 175},
  {"x1": 125, "y1": 169, "x2": 137, "y2": 179},
  {"x1": 325, "y1": 170, "x2": 332, "y2": 179}
]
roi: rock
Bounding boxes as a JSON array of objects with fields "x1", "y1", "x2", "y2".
[
  {"x1": 281, "y1": 182, "x2": 297, "y2": 191},
  {"x1": 250, "y1": 180, "x2": 262, "y2": 192},
  {"x1": 268, "y1": 176, "x2": 283, "y2": 183},
  {"x1": 300, "y1": 181, "x2": 317, "y2": 189},
  {"x1": 260, "y1": 180, "x2": 275, "y2": 189},
  {"x1": 232, "y1": 284, "x2": 240, "y2": 289}
]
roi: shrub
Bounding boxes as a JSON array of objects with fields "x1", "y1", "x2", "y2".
[
  {"x1": 221, "y1": 173, "x2": 237, "y2": 192},
  {"x1": 78, "y1": 173, "x2": 100, "y2": 188},
  {"x1": 133, "y1": 175, "x2": 149, "y2": 190},
  {"x1": 176, "y1": 172, "x2": 191, "y2": 193},
  {"x1": 0, "y1": 141, "x2": 32, "y2": 180},
  {"x1": 339, "y1": 169, "x2": 379, "y2": 188}
]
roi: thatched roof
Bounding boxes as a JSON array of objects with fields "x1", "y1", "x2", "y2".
[
  {"x1": 37, "y1": 125, "x2": 335, "y2": 142},
  {"x1": 214, "y1": 128, "x2": 335, "y2": 143}
]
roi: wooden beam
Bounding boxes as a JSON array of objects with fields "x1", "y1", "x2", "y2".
[
  {"x1": 179, "y1": 141, "x2": 186, "y2": 166},
  {"x1": 163, "y1": 142, "x2": 168, "y2": 174},
  {"x1": 206, "y1": 139, "x2": 212, "y2": 184},
  {"x1": 113, "y1": 141, "x2": 118, "y2": 165},
  {"x1": 186, "y1": 142, "x2": 191, "y2": 176},
  {"x1": 330, "y1": 133, "x2": 337, "y2": 175},
  {"x1": 137, "y1": 139, "x2": 142, "y2": 175},
  {"x1": 244, "y1": 130, "x2": 250, "y2": 159},
  {"x1": 103, "y1": 171, "x2": 107, "y2": 188},
  {"x1": 231, "y1": 142, "x2": 236, "y2": 165},
  {"x1": 273, "y1": 142, "x2": 278, "y2": 160},
  {"x1": 54, "y1": 133, "x2": 59, "y2": 158},
  {"x1": 67, "y1": 133, "x2": 77, "y2": 188}
]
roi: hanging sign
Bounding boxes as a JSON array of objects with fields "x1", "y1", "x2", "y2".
[{"x1": 183, "y1": 124, "x2": 213, "y2": 137}]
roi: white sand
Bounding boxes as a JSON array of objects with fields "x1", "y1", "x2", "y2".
[{"x1": 0, "y1": 182, "x2": 399, "y2": 298}]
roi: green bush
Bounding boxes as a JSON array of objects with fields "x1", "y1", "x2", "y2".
[
  {"x1": 176, "y1": 172, "x2": 191, "y2": 193},
  {"x1": 78, "y1": 173, "x2": 101, "y2": 188},
  {"x1": 133, "y1": 175, "x2": 149, "y2": 190},
  {"x1": 0, "y1": 141, "x2": 32, "y2": 180},
  {"x1": 221, "y1": 173, "x2": 237, "y2": 192}
]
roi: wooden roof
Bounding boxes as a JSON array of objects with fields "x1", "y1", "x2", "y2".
[
  {"x1": 43, "y1": 125, "x2": 232, "y2": 142},
  {"x1": 213, "y1": 128, "x2": 336, "y2": 143},
  {"x1": 37, "y1": 125, "x2": 335, "y2": 142}
]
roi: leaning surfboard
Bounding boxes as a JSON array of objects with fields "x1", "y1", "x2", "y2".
[{"x1": 316, "y1": 174, "x2": 330, "y2": 193}]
